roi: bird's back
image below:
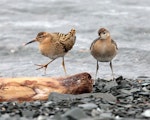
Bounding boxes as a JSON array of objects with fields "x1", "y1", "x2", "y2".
[{"x1": 57, "y1": 29, "x2": 76, "y2": 52}]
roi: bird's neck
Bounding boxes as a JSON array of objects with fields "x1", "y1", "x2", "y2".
[
  {"x1": 67, "y1": 31, "x2": 75, "y2": 37},
  {"x1": 101, "y1": 36, "x2": 111, "y2": 42}
]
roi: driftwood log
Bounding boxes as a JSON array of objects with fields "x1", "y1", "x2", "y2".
[{"x1": 0, "y1": 72, "x2": 93, "y2": 102}]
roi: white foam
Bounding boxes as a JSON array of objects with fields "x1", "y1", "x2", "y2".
[{"x1": 9, "y1": 20, "x2": 79, "y2": 28}]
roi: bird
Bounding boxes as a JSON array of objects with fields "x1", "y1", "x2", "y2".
[
  {"x1": 24, "y1": 28, "x2": 76, "y2": 75},
  {"x1": 90, "y1": 28, "x2": 118, "y2": 80}
]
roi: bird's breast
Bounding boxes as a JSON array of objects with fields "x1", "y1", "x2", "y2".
[
  {"x1": 39, "y1": 42, "x2": 66, "y2": 59},
  {"x1": 91, "y1": 40, "x2": 117, "y2": 62}
]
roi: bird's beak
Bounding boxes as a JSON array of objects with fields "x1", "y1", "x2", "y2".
[{"x1": 24, "y1": 39, "x2": 37, "y2": 46}]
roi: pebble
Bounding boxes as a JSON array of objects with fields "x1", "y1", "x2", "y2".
[
  {"x1": 78, "y1": 103, "x2": 97, "y2": 110},
  {"x1": 141, "y1": 109, "x2": 150, "y2": 117},
  {"x1": 62, "y1": 107, "x2": 88, "y2": 119}
]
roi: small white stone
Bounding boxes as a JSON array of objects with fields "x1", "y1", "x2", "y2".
[
  {"x1": 142, "y1": 109, "x2": 150, "y2": 117},
  {"x1": 115, "y1": 115, "x2": 122, "y2": 119},
  {"x1": 10, "y1": 49, "x2": 15, "y2": 53},
  {"x1": 37, "y1": 115, "x2": 46, "y2": 120}
]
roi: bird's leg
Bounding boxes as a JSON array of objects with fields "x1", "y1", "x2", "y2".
[
  {"x1": 95, "y1": 60, "x2": 99, "y2": 80},
  {"x1": 62, "y1": 57, "x2": 67, "y2": 75},
  {"x1": 110, "y1": 61, "x2": 115, "y2": 80},
  {"x1": 35, "y1": 59, "x2": 55, "y2": 74}
]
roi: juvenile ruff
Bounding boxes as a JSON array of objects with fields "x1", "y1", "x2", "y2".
[
  {"x1": 24, "y1": 28, "x2": 76, "y2": 74},
  {"x1": 90, "y1": 28, "x2": 118, "y2": 80}
]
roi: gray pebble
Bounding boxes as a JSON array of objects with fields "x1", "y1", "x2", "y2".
[
  {"x1": 78, "y1": 103, "x2": 97, "y2": 110},
  {"x1": 62, "y1": 107, "x2": 88, "y2": 119}
]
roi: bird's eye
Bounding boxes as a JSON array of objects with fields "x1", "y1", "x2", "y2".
[
  {"x1": 103, "y1": 32, "x2": 106, "y2": 34},
  {"x1": 39, "y1": 36, "x2": 44, "y2": 38}
]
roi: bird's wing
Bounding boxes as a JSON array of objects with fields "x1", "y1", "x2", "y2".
[
  {"x1": 60, "y1": 35, "x2": 76, "y2": 52},
  {"x1": 50, "y1": 33, "x2": 61, "y2": 42},
  {"x1": 71, "y1": 35, "x2": 76, "y2": 45},
  {"x1": 90, "y1": 37, "x2": 100, "y2": 50},
  {"x1": 111, "y1": 39, "x2": 118, "y2": 50}
]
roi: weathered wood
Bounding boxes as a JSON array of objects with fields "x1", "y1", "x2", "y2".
[{"x1": 0, "y1": 72, "x2": 93, "y2": 102}]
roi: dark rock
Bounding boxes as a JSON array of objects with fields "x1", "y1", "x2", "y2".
[
  {"x1": 116, "y1": 76, "x2": 124, "y2": 84},
  {"x1": 33, "y1": 111, "x2": 40, "y2": 118},
  {"x1": 94, "y1": 78, "x2": 118, "y2": 93},
  {"x1": 137, "y1": 76, "x2": 149, "y2": 79}
]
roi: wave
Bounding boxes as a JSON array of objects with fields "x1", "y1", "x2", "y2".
[{"x1": 3, "y1": 20, "x2": 79, "y2": 28}]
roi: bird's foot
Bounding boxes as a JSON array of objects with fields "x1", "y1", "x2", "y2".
[
  {"x1": 35, "y1": 64, "x2": 48, "y2": 75},
  {"x1": 35, "y1": 64, "x2": 48, "y2": 70}
]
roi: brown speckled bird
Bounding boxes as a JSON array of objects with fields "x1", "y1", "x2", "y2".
[
  {"x1": 24, "y1": 28, "x2": 76, "y2": 74},
  {"x1": 90, "y1": 28, "x2": 118, "y2": 80}
]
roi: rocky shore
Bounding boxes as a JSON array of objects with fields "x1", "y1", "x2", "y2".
[{"x1": 0, "y1": 76, "x2": 150, "y2": 120}]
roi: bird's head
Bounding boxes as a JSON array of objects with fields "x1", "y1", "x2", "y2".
[
  {"x1": 98, "y1": 28, "x2": 110, "y2": 39},
  {"x1": 24, "y1": 32, "x2": 49, "y2": 45},
  {"x1": 70, "y1": 28, "x2": 76, "y2": 36}
]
